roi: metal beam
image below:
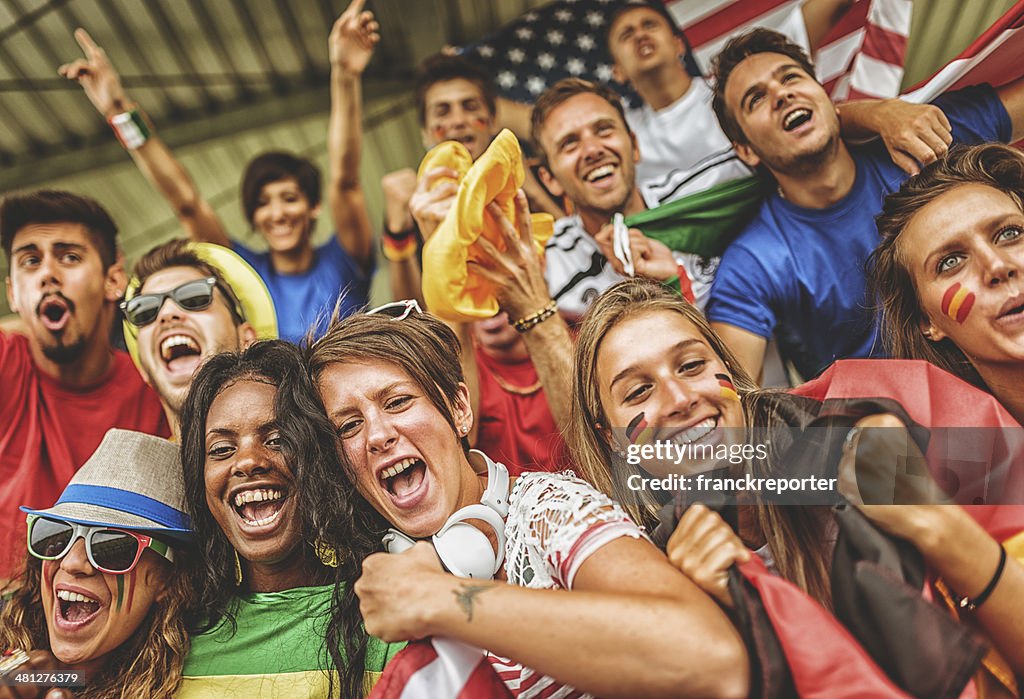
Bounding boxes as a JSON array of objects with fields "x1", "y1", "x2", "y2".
[
  {"x1": 0, "y1": 79, "x2": 411, "y2": 193},
  {"x1": 142, "y1": 0, "x2": 218, "y2": 111},
  {"x1": 185, "y1": 0, "x2": 252, "y2": 101}
]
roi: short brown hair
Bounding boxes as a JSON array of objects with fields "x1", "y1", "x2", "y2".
[
  {"x1": 530, "y1": 78, "x2": 631, "y2": 168},
  {"x1": 1, "y1": 190, "x2": 118, "y2": 269},
  {"x1": 869, "y1": 143, "x2": 1024, "y2": 389},
  {"x1": 132, "y1": 239, "x2": 245, "y2": 325},
  {"x1": 306, "y1": 309, "x2": 470, "y2": 451},
  {"x1": 240, "y1": 152, "x2": 321, "y2": 226},
  {"x1": 414, "y1": 53, "x2": 497, "y2": 127},
  {"x1": 710, "y1": 28, "x2": 817, "y2": 144}
]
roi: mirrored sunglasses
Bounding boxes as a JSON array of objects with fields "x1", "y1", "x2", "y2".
[{"x1": 27, "y1": 515, "x2": 174, "y2": 575}]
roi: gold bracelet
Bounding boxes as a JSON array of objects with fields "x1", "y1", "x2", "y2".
[{"x1": 513, "y1": 300, "x2": 557, "y2": 333}]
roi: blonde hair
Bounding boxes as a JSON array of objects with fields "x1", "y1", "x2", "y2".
[
  {"x1": 567, "y1": 278, "x2": 757, "y2": 530},
  {"x1": 0, "y1": 552, "x2": 191, "y2": 699},
  {"x1": 567, "y1": 279, "x2": 833, "y2": 606}
]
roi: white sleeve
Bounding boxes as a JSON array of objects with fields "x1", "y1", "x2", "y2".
[{"x1": 504, "y1": 472, "x2": 648, "y2": 590}]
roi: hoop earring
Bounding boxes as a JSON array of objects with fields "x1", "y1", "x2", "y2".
[{"x1": 234, "y1": 550, "x2": 244, "y2": 587}]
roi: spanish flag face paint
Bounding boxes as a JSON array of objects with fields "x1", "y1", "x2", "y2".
[
  {"x1": 716, "y1": 373, "x2": 740, "y2": 401},
  {"x1": 940, "y1": 282, "x2": 975, "y2": 324},
  {"x1": 626, "y1": 412, "x2": 653, "y2": 444}
]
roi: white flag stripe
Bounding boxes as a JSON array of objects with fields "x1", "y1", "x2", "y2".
[
  {"x1": 830, "y1": 73, "x2": 852, "y2": 101},
  {"x1": 815, "y1": 29, "x2": 866, "y2": 83},
  {"x1": 397, "y1": 639, "x2": 486, "y2": 699},
  {"x1": 869, "y1": 0, "x2": 913, "y2": 37},
  {"x1": 901, "y1": 24, "x2": 1024, "y2": 103},
  {"x1": 665, "y1": 0, "x2": 739, "y2": 32},
  {"x1": 849, "y1": 53, "x2": 905, "y2": 97},
  {"x1": 691, "y1": 2, "x2": 812, "y2": 68}
]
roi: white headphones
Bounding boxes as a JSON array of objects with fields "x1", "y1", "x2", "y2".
[{"x1": 383, "y1": 451, "x2": 510, "y2": 579}]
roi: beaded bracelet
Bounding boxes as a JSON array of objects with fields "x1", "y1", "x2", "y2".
[
  {"x1": 108, "y1": 108, "x2": 151, "y2": 150},
  {"x1": 957, "y1": 544, "x2": 1007, "y2": 611},
  {"x1": 513, "y1": 300, "x2": 557, "y2": 333}
]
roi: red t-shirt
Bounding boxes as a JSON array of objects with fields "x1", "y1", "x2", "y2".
[
  {"x1": 0, "y1": 332, "x2": 169, "y2": 579},
  {"x1": 474, "y1": 346, "x2": 572, "y2": 476}
]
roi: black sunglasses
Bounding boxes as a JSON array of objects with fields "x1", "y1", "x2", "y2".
[{"x1": 121, "y1": 277, "x2": 243, "y2": 327}]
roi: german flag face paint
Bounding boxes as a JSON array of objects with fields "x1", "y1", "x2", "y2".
[
  {"x1": 940, "y1": 282, "x2": 975, "y2": 324},
  {"x1": 626, "y1": 412, "x2": 653, "y2": 444},
  {"x1": 716, "y1": 373, "x2": 740, "y2": 401}
]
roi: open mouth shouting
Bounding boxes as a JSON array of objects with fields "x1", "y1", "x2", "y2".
[
  {"x1": 160, "y1": 332, "x2": 203, "y2": 377},
  {"x1": 231, "y1": 485, "x2": 289, "y2": 531},
  {"x1": 782, "y1": 107, "x2": 813, "y2": 133},
  {"x1": 378, "y1": 456, "x2": 429, "y2": 508},
  {"x1": 54, "y1": 586, "x2": 103, "y2": 631},
  {"x1": 37, "y1": 294, "x2": 73, "y2": 332}
]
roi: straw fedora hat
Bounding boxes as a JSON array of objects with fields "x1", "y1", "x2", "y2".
[
  {"x1": 121, "y1": 241, "x2": 278, "y2": 370},
  {"x1": 21, "y1": 429, "x2": 191, "y2": 537}
]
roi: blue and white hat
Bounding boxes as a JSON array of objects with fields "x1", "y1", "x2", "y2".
[{"x1": 21, "y1": 429, "x2": 191, "y2": 537}]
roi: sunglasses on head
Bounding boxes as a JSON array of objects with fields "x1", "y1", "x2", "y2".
[
  {"x1": 121, "y1": 277, "x2": 245, "y2": 328},
  {"x1": 26, "y1": 515, "x2": 175, "y2": 575},
  {"x1": 366, "y1": 299, "x2": 422, "y2": 321}
]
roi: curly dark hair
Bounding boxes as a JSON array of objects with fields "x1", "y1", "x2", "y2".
[
  {"x1": 178, "y1": 339, "x2": 374, "y2": 698},
  {"x1": 0, "y1": 549, "x2": 191, "y2": 698}
]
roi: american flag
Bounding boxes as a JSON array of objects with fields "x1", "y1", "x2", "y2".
[{"x1": 460, "y1": 0, "x2": 912, "y2": 105}]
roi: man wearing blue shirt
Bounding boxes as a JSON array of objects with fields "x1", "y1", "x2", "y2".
[{"x1": 705, "y1": 29, "x2": 1024, "y2": 381}]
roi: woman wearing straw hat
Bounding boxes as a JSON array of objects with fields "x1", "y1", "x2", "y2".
[{"x1": 0, "y1": 429, "x2": 193, "y2": 699}]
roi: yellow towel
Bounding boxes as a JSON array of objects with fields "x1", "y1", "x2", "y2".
[{"x1": 420, "y1": 129, "x2": 554, "y2": 322}]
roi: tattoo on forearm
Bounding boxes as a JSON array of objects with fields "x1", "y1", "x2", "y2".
[{"x1": 453, "y1": 584, "x2": 492, "y2": 622}]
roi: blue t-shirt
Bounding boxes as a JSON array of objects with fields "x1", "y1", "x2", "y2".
[
  {"x1": 235, "y1": 236, "x2": 371, "y2": 343},
  {"x1": 706, "y1": 85, "x2": 1011, "y2": 378}
]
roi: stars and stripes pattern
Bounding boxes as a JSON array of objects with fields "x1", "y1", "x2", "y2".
[{"x1": 460, "y1": 0, "x2": 911, "y2": 107}]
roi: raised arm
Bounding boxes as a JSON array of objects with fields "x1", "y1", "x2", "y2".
[
  {"x1": 59, "y1": 29, "x2": 229, "y2": 246},
  {"x1": 801, "y1": 0, "x2": 855, "y2": 54},
  {"x1": 327, "y1": 0, "x2": 377, "y2": 272},
  {"x1": 469, "y1": 194, "x2": 573, "y2": 431},
  {"x1": 838, "y1": 99, "x2": 953, "y2": 175}
]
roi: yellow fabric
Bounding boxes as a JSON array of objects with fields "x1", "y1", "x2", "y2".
[
  {"x1": 420, "y1": 129, "x2": 554, "y2": 322},
  {"x1": 176, "y1": 669, "x2": 383, "y2": 698}
]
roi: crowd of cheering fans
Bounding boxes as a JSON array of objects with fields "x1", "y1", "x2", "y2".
[{"x1": 2, "y1": 0, "x2": 1023, "y2": 697}]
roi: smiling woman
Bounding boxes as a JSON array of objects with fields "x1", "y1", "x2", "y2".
[
  {"x1": 0, "y1": 429, "x2": 192, "y2": 699},
  {"x1": 306, "y1": 308, "x2": 749, "y2": 699},
  {"x1": 177, "y1": 340, "x2": 403, "y2": 698}
]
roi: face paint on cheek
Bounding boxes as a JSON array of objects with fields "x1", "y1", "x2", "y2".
[
  {"x1": 940, "y1": 282, "x2": 976, "y2": 324},
  {"x1": 124, "y1": 568, "x2": 137, "y2": 614},
  {"x1": 472, "y1": 117, "x2": 489, "y2": 131},
  {"x1": 716, "y1": 373, "x2": 740, "y2": 401},
  {"x1": 115, "y1": 573, "x2": 125, "y2": 612},
  {"x1": 431, "y1": 126, "x2": 446, "y2": 140},
  {"x1": 626, "y1": 412, "x2": 653, "y2": 444}
]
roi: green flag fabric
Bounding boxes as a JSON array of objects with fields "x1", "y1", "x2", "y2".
[
  {"x1": 625, "y1": 176, "x2": 767, "y2": 259},
  {"x1": 180, "y1": 584, "x2": 404, "y2": 698}
]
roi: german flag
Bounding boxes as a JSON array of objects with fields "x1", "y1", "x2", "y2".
[
  {"x1": 940, "y1": 282, "x2": 975, "y2": 324},
  {"x1": 626, "y1": 412, "x2": 652, "y2": 444},
  {"x1": 716, "y1": 373, "x2": 740, "y2": 401}
]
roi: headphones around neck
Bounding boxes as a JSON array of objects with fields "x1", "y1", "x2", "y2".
[{"x1": 382, "y1": 452, "x2": 510, "y2": 579}]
